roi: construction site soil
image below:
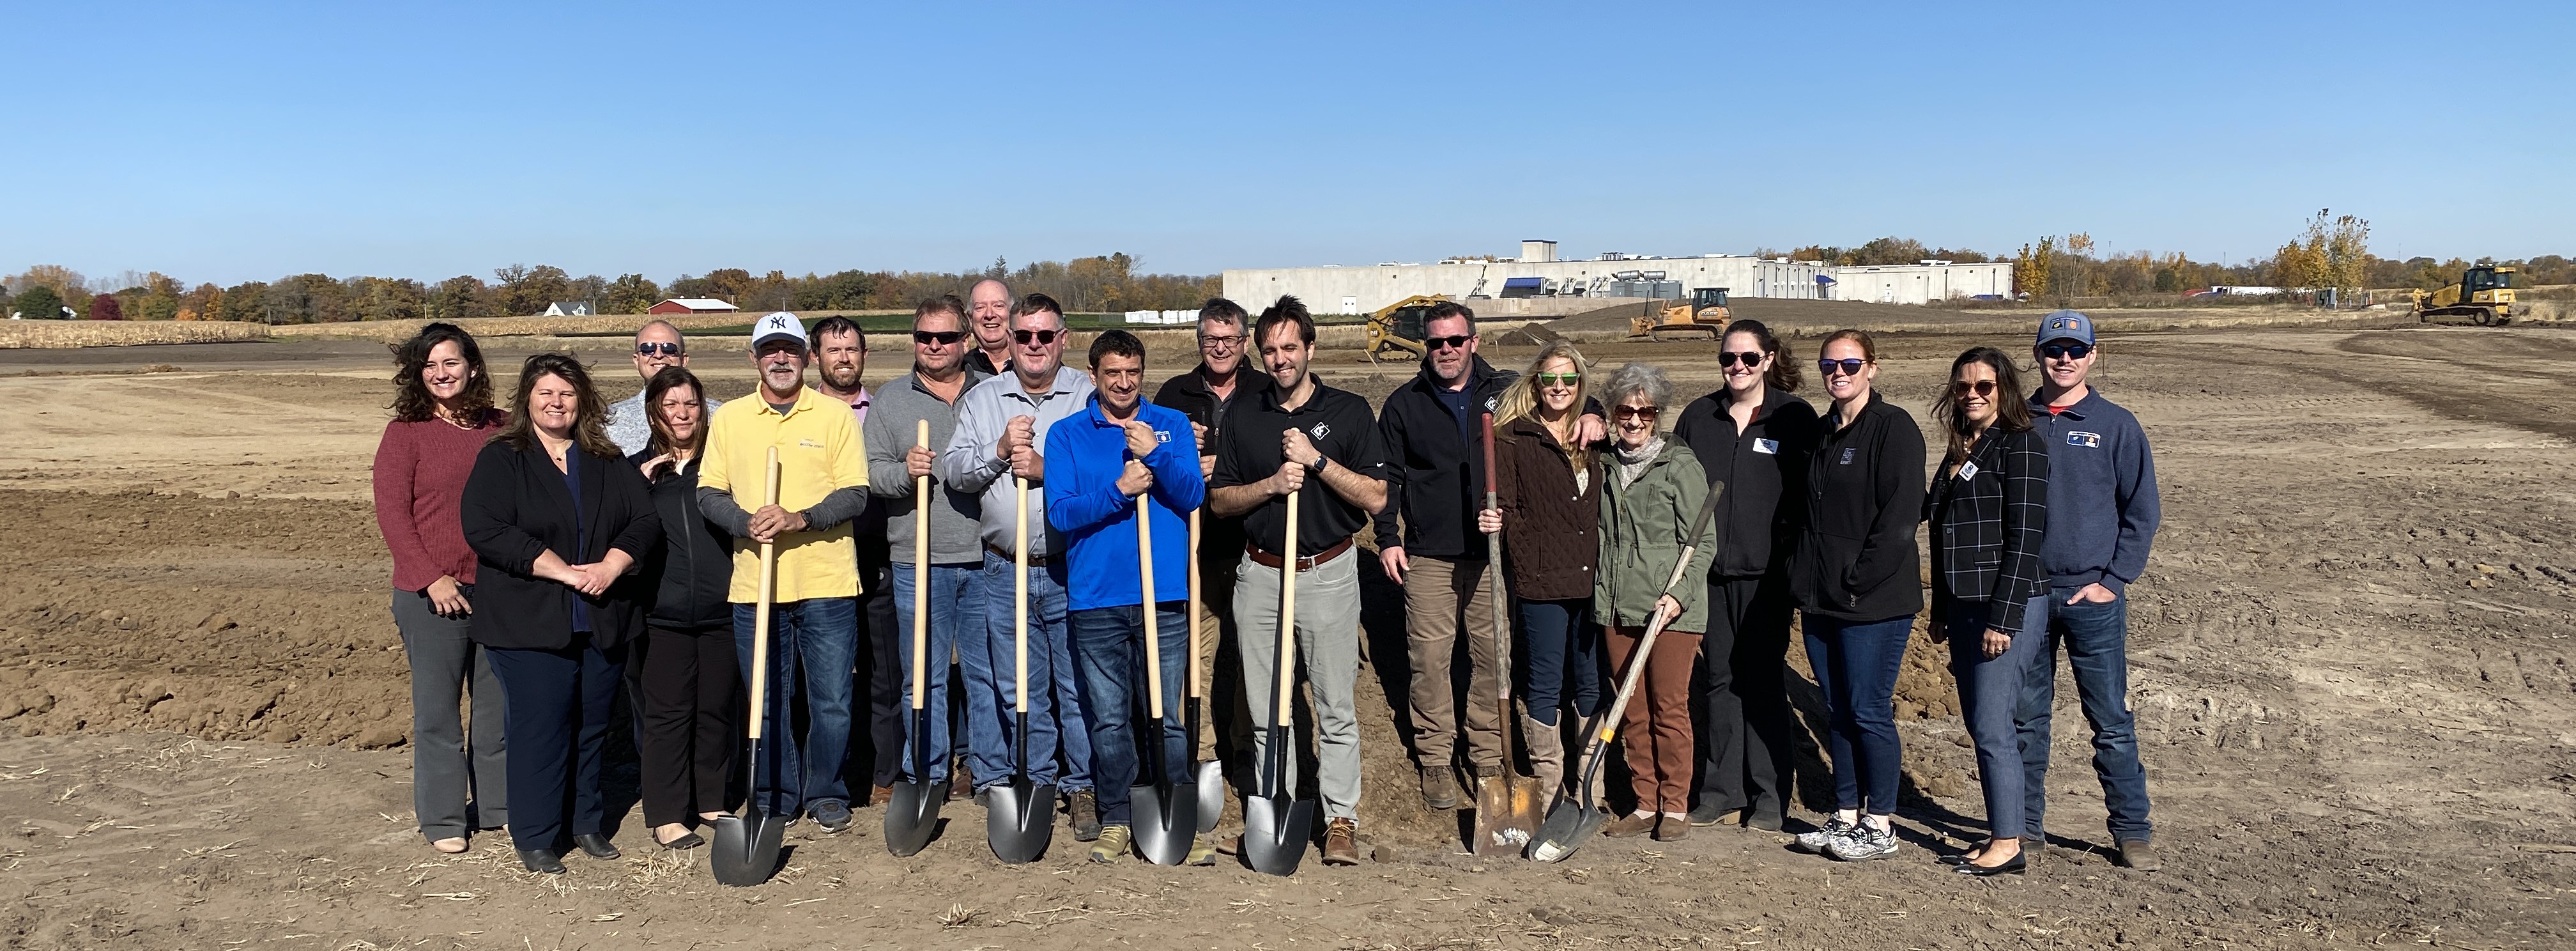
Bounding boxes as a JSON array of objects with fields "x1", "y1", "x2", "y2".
[{"x1": 0, "y1": 312, "x2": 2571, "y2": 949}]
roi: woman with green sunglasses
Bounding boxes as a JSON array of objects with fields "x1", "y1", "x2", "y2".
[{"x1": 1476, "y1": 340, "x2": 1605, "y2": 798}]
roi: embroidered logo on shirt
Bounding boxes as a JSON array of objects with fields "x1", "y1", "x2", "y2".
[
  {"x1": 1310, "y1": 422, "x2": 1332, "y2": 440},
  {"x1": 1753, "y1": 438, "x2": 1779, "y2": 455},
  {"x1": 799, "y1": 438, "x2": 824, "y2": 449},
  {"x1": 1154, "y1": 429, "x2": 1172, "y2": 444},
  {"x1": 1839, "y1": 447, "x2": 1857, "y2": 465},
  {"x1": 2067, "y1": 431, "x2": 2103, "y2": 449}
]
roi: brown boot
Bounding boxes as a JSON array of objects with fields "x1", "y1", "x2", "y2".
[
  {"x1": 1420, "y1": 767, "x2": 1461, "y2": 810},
  {"x1": 1602, "y1": 812, "x2": 1656, "y2": 838},
  {"x1": 1521, "y1": 715, "x2": 1566, "y2": 799},
  {"x1": 1321, "y1": 818, "x2": 1361, "y2": 865},
  {"x1": 1653, "y1": 814, "x2": 1692, "y2": 842}
]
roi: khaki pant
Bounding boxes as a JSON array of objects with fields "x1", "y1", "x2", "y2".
[
  {"x1": 1402, "y1": 555, "x2": 1503, "y2": 773},
  {"x1": 1236, "y1": 550, "x2": 1365, "y2": 821},
  {"x1": 1190, "y1": 556, "x2": 1254, "y2": 766}
]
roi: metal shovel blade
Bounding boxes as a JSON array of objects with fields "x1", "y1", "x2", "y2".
[
  {"x1": 709, "y1": 807, "x2": 787, "y2": 886},
  {"x1": 1130, "y1": 779, "x2": 1199, "y2": 866},
  {"x1": 1192, "y1": 759, "x2": 1223, "y2": 832},
  {"x1": 1526, "y1": 794, "x2": 1607, "y2": 863},
  {"x1": 983, "y1": 778, "x2": 1055, "y2": 864},
  {"x1": 882, "y1": 780, "x2": 941, "y2": 857},
  {"x1": 1241, "y1": 792, "x2": 1313, "y2": 877},
  {"x1": 1472, "y1": 769, "x2": 1547, "y2": 857}
]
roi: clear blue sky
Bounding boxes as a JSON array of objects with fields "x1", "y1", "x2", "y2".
[{"x1": 4, "y1": 1, "x2": 2567, "y2": 286}]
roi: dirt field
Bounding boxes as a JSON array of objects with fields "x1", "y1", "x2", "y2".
[{"x1": 0, "y1": 319, "x2": 2572, "y2": 950}]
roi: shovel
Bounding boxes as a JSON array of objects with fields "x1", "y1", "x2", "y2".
[
  {"x1": 713, "y1": 447, "x2": 788, "y2": 886},
  {"x1": 1242, "y1": 491, "x2": 1314, "y2": 877},
  {"x1": 1471, "y1": 414, "x2": 1543, "y2": 856},
  {"x1": 985, "y1": 474, "x2": 1056, "y2": 863},
  {"x1": 1130, "y1": 500, "x2": 1199, "y2": 865},
  {"x1": 1185, "y1": 509, "x2": 1223, "y2": 831},
  {"x1": 885, "y1": 420, "x2": 941, "y2": 856},
  {"x1": 1528, "y1": 481, "x2": 1725, "y2": 863}
]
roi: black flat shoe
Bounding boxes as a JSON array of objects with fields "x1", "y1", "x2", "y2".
[
  {"x1": 1938, "y1": 847, "x2": 1986, "y2": 866},
  {"x1": 1956, "y1": 852, "x2": 2027, "y2": 877},
  {"x1": 573, "y1": 833, "x2": 622, "y2": 860},
  {"x1": 518, "y1": 849, "x2": 566, "y2": 874},
  {"x1": 656, "y1": 830, "x2": 704, "y2": 851}
]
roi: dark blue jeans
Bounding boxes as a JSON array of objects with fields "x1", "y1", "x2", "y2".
[
  {"x1": 484, "y1": 633, "x2": 621, "y2": 851},
  {"x1": 733, "y1": 597, "x2": 858, "y2": 819},
  {"x1": 1803, "y1": 612, "x2": 1913, "y2": 815},
  {"x1": 1517, "y1": 598, "x2": 1602, "y2": 727},
  {"x1": 2016, "y1": 587, "x2": 2152, "y2": 842},
  {"x1": 890, "y1": 562, "x2": 983, "y2": 785},
  {"x1": 1068, "y1": 603, "x2": 1192, "y2": 825},
  {"x1": 1944, "y1": 596, "x2": 2047, "y2": 840},
  {"x1": 974, "y1": 552, "x2": 1088, "y2": 792}
]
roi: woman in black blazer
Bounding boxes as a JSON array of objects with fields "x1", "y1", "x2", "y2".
[
  {"x1": 625, "y1": 366, "x2": 739, "y2": 851},
  {"x1": 461, "y1": 353, "x2": 661, "y2": 875},
  {"x1": 1924, "y1": 346, "x2": 2050, "y2": 876}
]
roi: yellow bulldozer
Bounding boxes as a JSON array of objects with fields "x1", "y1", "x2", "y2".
[
  {"x1": 1630, "y1": 287, "x2": 1731, "y2": 341},
  {"x1": 1363, "y1": 294, "x2": 1452, "y2": 364},
  {"x1": 2413, "y1": 265, "x2": 2518, "y2": 326}
]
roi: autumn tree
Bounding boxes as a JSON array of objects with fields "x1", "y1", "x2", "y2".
[
  {"x1": 88, "y1": 293, "x2": 122, "y2": 320},
  {"x1": 2015, "y1": 236, "x2": 2055, "y2": 298},
  {"x1": 604, "y1": 273, "x2": 661, "y2": 314}
]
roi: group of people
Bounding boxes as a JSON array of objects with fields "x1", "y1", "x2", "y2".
[{"x1": 372, "y1": 282, "x2": 2160, "y2": 878}]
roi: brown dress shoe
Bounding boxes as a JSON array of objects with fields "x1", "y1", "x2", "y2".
[
  {"x1": 1321, "y1": 818, "x2": 1361, "y2": 865},
  {"x1": 1653, "y1": 814, "x2": 1692, "y2": 842},
  {"x1": 871, "y1": 784, "x2": 894, "y2": 807},
  {"x1": 1602, "y1": 812, "x2": 1657, "y2": 838}
]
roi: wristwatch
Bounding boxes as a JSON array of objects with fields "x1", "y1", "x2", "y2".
[{"x1": 1306, "y1": 452, "x2": 1330, "y2": 475}]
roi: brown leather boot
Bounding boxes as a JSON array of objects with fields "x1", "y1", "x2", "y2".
[
  {"x1": 1321, "y1": 818, "x2": 1361, "y2": 865},
  {"x1": 1420, "y1": 767, "x2": 1461, "y2": 810}
]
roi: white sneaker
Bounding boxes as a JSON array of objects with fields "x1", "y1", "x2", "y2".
[
  {"x1": 1827, "y1": 821, "x2": 1899, "y2": 861},
  {"x1": 1792, "y1": 816, "x2": 1856, "y2": 854}
]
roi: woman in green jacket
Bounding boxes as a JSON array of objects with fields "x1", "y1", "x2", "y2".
[{"x1": 1593, "y1": 362, "x2": 1718, "y2": 842}]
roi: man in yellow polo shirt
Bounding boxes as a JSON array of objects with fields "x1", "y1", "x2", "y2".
[{"x1": 699, "y1": 311, "x2": 872, "y2": 832}]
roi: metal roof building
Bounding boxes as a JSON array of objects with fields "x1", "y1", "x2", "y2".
[{"x1": 1222, "y1": 240, "x2": 2013, "y2": 314}]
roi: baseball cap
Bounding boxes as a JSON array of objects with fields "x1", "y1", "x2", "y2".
[
  {"x1": 751, "y1": 311, "x2": 807, "y2": 350},
  {"x1": 2035, "y1": 309, "x2": 2095, "y2": 346}
]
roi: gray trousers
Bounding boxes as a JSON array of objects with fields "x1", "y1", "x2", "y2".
[
  {"x1": 394, "y1": 589, "x2": 509, "y2": 840},
  {"x1": 1234, "y1": 549, "x2": 1363, "y2": 821}
]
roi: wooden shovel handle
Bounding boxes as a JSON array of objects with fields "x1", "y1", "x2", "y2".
[
  {"x1": 1139, "y1": 501, "x2": 1163, "y2": 720},
  {"x1": 746, "y1": 446, "x2": 781, "y2": 741},
  {"x1": 1014, "y1": 474, "x2": 1029, "y2": 715},
  {"x1": 1187, "y1": 508, "x2": 1203, "y2": 700},
  {"x1": 910, "y1": 421, "x2": 930, "y2": 712},
  {"x1": 1275, "y1": 491, "x2": 1299, "y2": 723}
]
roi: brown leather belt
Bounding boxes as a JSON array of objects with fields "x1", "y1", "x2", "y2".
[
  {"x1": 1245, "y1": 537, "x2": 1351, "y2": 573},
  {"x1": 988, "y1": 544, "x2": 1059, "y2": 568}
]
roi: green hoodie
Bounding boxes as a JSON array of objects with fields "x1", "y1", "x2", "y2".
[{"x1": 1594, "y1": 440, "x2": 1719, "y2": 631}]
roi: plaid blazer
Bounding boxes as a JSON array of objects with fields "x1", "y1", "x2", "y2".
[{"x1": 1925, "y1": 425, "x2": 2050, "y2": 635}]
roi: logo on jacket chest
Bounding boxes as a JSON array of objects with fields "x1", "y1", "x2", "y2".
[
  {"x1": 2067, "y1": 430, "x2": 2102, "y2": 449},
  {"x1": 1839, "y1": 447, "x2": 1856, "y2": 465}
]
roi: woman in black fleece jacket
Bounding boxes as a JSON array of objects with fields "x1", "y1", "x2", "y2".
[{"x1": 1787, "y1": 330, "x2": 1924, "y2": 863}]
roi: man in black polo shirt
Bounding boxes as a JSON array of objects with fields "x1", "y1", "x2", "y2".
[
  {"x1": 1207, "y1": 295, "x2": 1388, "y2": 867},
  {"x1": 1151, "y1": 297, "x2": 1272, "y2": 779}
]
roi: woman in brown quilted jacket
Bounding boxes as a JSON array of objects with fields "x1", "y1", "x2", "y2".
[{"x1": 1476, "y1": 340, "x2": 1603, "y2": 797}]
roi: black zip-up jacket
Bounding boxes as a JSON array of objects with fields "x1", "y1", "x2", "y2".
[
  {"x1": 630, "y1": 451, "x2": 735, "y2": 629},
  {"x1": 1372, "y1": 355, "x2": 1516, "y2": 559},
  {"x1": 1925, "y1": 426, "x2": 2050, "y2": 635},
  {"x1": 1671, "y1": 387, "x2": 1821, "y2": 577},
  {"x1": 1790, "y1": 390, "x2": 1926, "y2": 622}
]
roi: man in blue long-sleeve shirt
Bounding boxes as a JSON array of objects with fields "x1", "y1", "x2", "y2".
[
  {"x1": 1045, "y1": 329, "x2": 1211, "y2": 865},
  {"x1": 2016, "y1": 310, "x2": 2163, "y2": 872}
]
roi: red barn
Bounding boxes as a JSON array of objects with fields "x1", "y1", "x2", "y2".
[{"x1": 646, "y1": 298, "x2": 739, "y2": 315}]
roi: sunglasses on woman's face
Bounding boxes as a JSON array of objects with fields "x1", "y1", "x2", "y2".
[
  {"x1": 1535, "y1": 372, "x2": 1580, "y2": 387},
  {"x1": 913, "y1": 330, "x2": 966, "y2": 346},
  {"x1": 1718, "y1": 351, "x2": 1765, "y2": 367},
  {"x1": 1012, "y1": 329, "x2": 1061, "y2": 346},
  {"x1": 2040, "y1": 343, "x2": 2092, "y2": 360},
  {"x1": 1818, "y1": 358, "x2": 1867, "y2": 376},
  {"x1": 1952, "y1": 379, "x2": 1997, "y2": 397},
  {"x1": 1613, "y1": 405, "x2": 1659, "y2": 421}
]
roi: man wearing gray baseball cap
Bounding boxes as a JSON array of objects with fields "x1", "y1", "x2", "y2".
[{"x1": 2015, "y1": 309, "x2": 2162, "y2": 871}]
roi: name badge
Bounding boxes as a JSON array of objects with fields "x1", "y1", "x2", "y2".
[
  {"x1": 1956, "y1": 460, "x2": 1979, "y2": 481},
  {"x1": 1753, "y1": 438, "x2": 1779, "y2": 455}
]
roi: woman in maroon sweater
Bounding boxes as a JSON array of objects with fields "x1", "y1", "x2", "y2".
[{"x1": 372, "y1": 323, "x2": 510, "y2": 854}]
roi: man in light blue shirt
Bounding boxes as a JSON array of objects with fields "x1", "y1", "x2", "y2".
[
  {"x1": 937, "y1": 293, "x2": 1101, "y2": 840},
  {"x1": 606, "y1": 320, "x2": 720, "y2": 456}
]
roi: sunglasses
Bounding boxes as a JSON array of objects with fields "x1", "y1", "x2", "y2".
[
  {"x1": 1818, "y1": 358, "x2": 1869, "y2": 376},
  {"x1": 1534, "y1": 371, "x2": 1581, "y2": 387},
  {"x1": 1719, "y1": 351, "x2": 1765, "y2": 367},
  {"x1": 1952, "y1": 380, "x2": 1997, "y2": 397},
  {"x1": 1425, "y1": 334, "x2": 1475, "y2": 352},
  {"x1": 913, "y1": 330, "x2": 967, "y2": 346},
  {"x1": 636, "y1": 342, "x2": 682, "y2": 357},
  {"x1": 1012, "y1": 329, "x2": 1062, "y2": 346},
  {"x1": 1612, "y1": 405, "x2": 1660, "y2": 421},
  {"x1": 2040, "y1": 343, "x2": 2093, "y2": 360}
]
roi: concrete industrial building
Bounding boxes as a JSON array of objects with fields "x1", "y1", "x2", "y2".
[{"x1": 1222, "y1": 239, "x2": 2015, "y2": 314}]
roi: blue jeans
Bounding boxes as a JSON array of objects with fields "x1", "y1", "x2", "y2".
[
  {"x1": 1517, "y1": 598, "x2": 1602, "y2": 727},
  {"x1": 484, "y1": 633, "x2": 620, "y2": 851},
  {"x1": 1068, "y1": 603, "x2": 1192, "y2": 825},
  {"x1": 1803, "y1": 612, "x2": 1913, "y2": 815},
  {"x1": 889, "y1": 562, "x2": 983, "y2": 785},
  {"x1": 973, "y1": 552, "x2": 1089, "y2": 792},
  {"x1": 2016, "y1": 587, "x2": 2152, "y2": 842},
  {"x1": 1944, "y1": 596, "x2": 2047, "y2": 840},
  {"x1": 732, "y1": 597, "x2": 858, "y2": 818}
]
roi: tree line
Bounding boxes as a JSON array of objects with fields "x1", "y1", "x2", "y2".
[{"x1": 0, "y1": 254, "x2": 1221, "y2": 323}]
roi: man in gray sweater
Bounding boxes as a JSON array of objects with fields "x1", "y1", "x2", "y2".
[
  {"x1": 2016, "y1": 310, "x2": 2163, "y2": 871},
  {"x1": 865, "y1": 295, "x2": 993, "y2": 800}
]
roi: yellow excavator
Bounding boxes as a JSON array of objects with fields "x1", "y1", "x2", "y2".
[
  {"x1": 1630, "y1": 287, "x2": 1731, "y2": 341},
  {"x1": 2413, "y1": 265, "x2": 2518, "y2": 326},
  {"x1": 1363, "y1": 294, "x2": 1451, "y2": 364}
]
